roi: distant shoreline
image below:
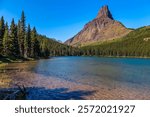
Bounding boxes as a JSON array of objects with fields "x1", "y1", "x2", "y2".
[
  {"x1": 1, "y1": 55, "x2": 150, "y2": 64},
  {"x1": 82, "y1": 55, "x2": 150, "y2": 59}
]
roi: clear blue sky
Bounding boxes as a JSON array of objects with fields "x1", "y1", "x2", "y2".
[{"x1": 0, "y1": 0, "x2": 150, "y2": 42}]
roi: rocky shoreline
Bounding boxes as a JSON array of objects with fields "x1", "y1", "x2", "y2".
[{"x1": 1, "y1": 67, "x2": 150, "y2": 100}]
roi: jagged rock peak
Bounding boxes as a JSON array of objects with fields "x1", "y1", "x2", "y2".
[
  {"x1": 96, "y1": 5, "x2": 113, "y2": 20},
  {"x1": 64, "y1": 5, "x2": 131, "y2": 46}
]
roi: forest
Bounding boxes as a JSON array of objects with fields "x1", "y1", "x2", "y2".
[
  {"x1": 81, "y1": 26, "x2": 150, "y2": 57},
  {"x1": 0, "y1": 11, "x2": 81, "y2": 62}
]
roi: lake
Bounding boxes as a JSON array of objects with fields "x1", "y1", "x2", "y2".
[
  {"x1": 34, "y1": 57, "x2": 150, "y2": 88},
  {"x1": 1, "y1": 56, "x2": 150, "y2": 99}
]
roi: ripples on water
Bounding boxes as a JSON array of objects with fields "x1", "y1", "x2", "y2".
[{"x1": 32, "y1": 57, "x2": 150, "y2": 89}]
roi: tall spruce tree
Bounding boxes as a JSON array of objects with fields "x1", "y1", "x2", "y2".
[
  {"x1": 24, "y1": 24, "x2": 31, "y2": 58},
  {"x1": 2, "y1": 22, "x2": 10, "y2": 56},
  {"x1": 0, "y1": 16, "x2": 5, "y2": 54},
  {"x1": 31, "y1": 27, "x2": 40, "y2": 58},
  {"x1": 18, "y1": 11, "x2": 26, "y2": 57},
  {"x1": 10, "y1": 18, "x2": 20, "y2": 57},
  {"x1": 17, "y1": 20, "x2": 21, "y2": 57}
]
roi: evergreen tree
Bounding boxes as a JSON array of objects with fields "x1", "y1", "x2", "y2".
[
  {"x1": 0, "y1": 16, "x2": 5, "y2": 54},
  {"x1": 9, "y1": 18, "x2": 20, "y2": 57},
  {"x1": 17, "y1": 20, "x2": 21, "y2": 56},
  {"x1": 31, "y1": 27, "x2": 40, "y2": 58},
  {"x1": 2, "y1": 22, "x2": 10, "y2": 56},
  {"x1": 18, "y1": 11, "x2": 26, "y2": 57},
  {"x1": 24, "y1": 24, "x2": 31, "y2": 58}
]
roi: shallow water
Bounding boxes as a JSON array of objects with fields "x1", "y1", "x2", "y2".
[
  {"x1": 33, "y1": 57, "x2": 150, "y2": 89},
  {"x1": 1, "y1": 56, "x2": 150, "y2": 99}
]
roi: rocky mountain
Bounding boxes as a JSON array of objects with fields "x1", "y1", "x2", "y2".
[{"x1": 65, "y1": 5, "x2": 131, "y2": 46}]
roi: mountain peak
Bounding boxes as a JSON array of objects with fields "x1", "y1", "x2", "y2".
[
  {"x1": 65, "y1": 5, "x2": 131, "y2": 46},
  {"x1": 96, "y1": 5, "x2": 113, "y2": 20}
]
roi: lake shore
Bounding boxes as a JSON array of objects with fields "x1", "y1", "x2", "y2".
[
  {"x1": 1, "y1": 65, "x2": 150, "y2": 100},
  {"x1": 1, "y1": 55, "x2": 150, "y2": 65},
  {"x1": 82, "y1": 55, "x2": 150, "y2": 59}
]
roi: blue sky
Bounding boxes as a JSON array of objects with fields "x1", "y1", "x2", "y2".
[{"x1": 0, "y1": 0, "x2": 150, "y2": 42}]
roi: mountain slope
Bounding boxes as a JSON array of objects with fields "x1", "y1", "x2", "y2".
[
  {"x1": 81, "y1": 26, "x2": 150, "y2": 57},
  {"x1": 65, "y1": 5, "x2": 131, "y2": 46},
  {"x1": 38, "y1": 35, "x2": 81, "y2": 57}
]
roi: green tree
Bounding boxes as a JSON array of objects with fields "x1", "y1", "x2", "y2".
[
  {"x1": 24, "y1": 24, "x2": 31, "y2": 58},
  {"x1": 9, "y1": 18, "x2": 20, "y2": 57},
  {"x1": 2, "y1": 22, "x2": 10, "y2": 56},
  {"x1": 0, "y1": 16, "x2": 5, "y2": 54},
  {"x1": 31, "y1": 27, "x2": 40, "y2": 58},
  {"x1": 18, "y1": 11, "x2": 26, "y2": 57}
]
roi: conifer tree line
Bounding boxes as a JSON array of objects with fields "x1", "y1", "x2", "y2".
[
  {"x1": 38, "y1": 35, "x2": 81, "y2": 57},
  {"x1": 0, "y1": 11, "x2": 40, "y2": 58},
  {"x1": 0, "y1": 11, "x2": 80, "y2": 59}
]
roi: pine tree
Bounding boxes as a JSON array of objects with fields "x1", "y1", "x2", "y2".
[
  {"x1": 2, "y1": 22, "x2": 9, "y2": 56},
  {"x1": 9, "y1": 18, "x2": 20, "y2": 57},
  {"x1": 24, "y1": 24, "x2": 31, "y2": 58},
  {"x1": 31, "y1": 27, "x2": 40, "y2": 58},
  {"x1": 0, "y1": 16, "x2": 5, "y2": 54},
  {"x1": 17, "y1": 20, "x2": 21, "y2": 56},
  {"x1": 18, "y1": 11, "x2": 26, "y2": 57}
]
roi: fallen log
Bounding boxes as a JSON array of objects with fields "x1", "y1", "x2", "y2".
[{"x1": 1, "y1": 85, "x2": 28, "y2": 100}]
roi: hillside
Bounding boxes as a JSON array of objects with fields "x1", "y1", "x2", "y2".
[
  {"x1": 38, "y1": 35, "x2": 81, "y2": 57},
  {"x1": 81, "y1": 26, "x2": 150, "y2": 57}
]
